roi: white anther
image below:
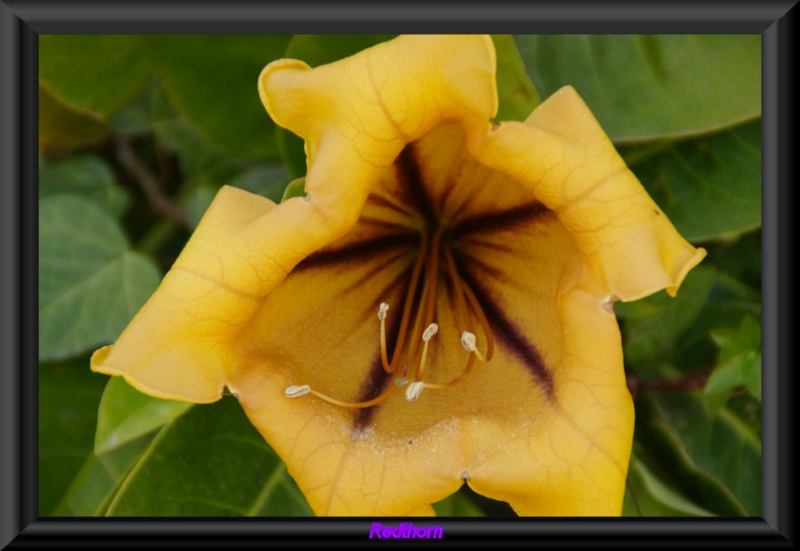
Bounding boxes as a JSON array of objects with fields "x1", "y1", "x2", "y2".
[
  {"x1": 378, "y1": 302, "x2": 389, "y2": 321},
  {"x1": 461, "y1": 331, "x2": 477, "y2": 352},
  {"x1": 405, "y1": 381, "x2": 425, "y2": 401},
  {"x1": 284, "y1": 385, "x2": 311, "y2": 398},
  {"x1": 422, "y1": 323, "x2": 439, "y2": 342}
]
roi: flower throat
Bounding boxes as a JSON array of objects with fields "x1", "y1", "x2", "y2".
[{"x1": 284, "y1": 222, "x2": 496, "y2": 408}]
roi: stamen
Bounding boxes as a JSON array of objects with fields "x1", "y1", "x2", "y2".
[
  {"x1": 391, "y1": 232, "x2": 430, "y2": 372},
  {"x1": 424, "y1": 332, "x2": 481, "y2": 390},
  {"x1": 405, "y1": 381, "x2": 425, "y2": 401},
  {"x1": 378, "y1": 302, "x2": 389, "y2": 321},
  {"x1": 422, "y1": 323, "x2": 439, "y2": 342},
  {"x1": 378, "y1": 302, "x2": 391, "y2": 372},
  {"x1": 461, "y1": 282, "x2": 495, "y2": 361},
  {"x1": 286, "y1": 382, "x2": 398, "y2": 408},
  {"x1": 284, "y1": 385, "x2": 311, "y2": 398},
  {"x1": 460, "y1": 331, "x2": 476, "y2": 351},
  {"x1": 405, "y1": 226, "x2": 443, "y2": 376},
  {"x1": 287, "y1": 229, "x2": 499, "y2": 411},
  {"x1": 460, "y1": 331, "x2": 486, "y2": 362},
  {"x1": 415, "y1": 322, "x2": 438, "y2": 380},
  {"x1": 423, "y1": 354, "x2": 476, "y2": 390}
]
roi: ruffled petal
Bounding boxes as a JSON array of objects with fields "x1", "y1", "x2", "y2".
[
  {"x1": 470, "y1": 85, "x2": 706, "y2": 302},
  {"x1": 91, "y1": 185, "x2": 348, "y2": 401},
  {"x1": 258, "y1": 35, "x2": 497, "y2": 230}
]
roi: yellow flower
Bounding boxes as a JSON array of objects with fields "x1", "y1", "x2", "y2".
[{"x1": 91, "y1": 35, "x2": 706, "y2": 516}]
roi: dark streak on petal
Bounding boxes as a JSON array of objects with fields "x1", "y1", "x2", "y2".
[
  {"x1": 455, "y1": 252, "x2": 504, "y2": 282},
  {"x1": 396, "y1": 145, "x2": 439, "y2": 227},
  {"x1": 453, "y1": 252, "x2": 555, "y2": 398},
  {"x1": 340, "y1": 249, "x2": 412, "y2": 299},
  {"x1": 457, "y1": 237, "x2": 517, "y2": 257},
  {"x1": 366, "y1": 193, "x2": 419, "y2": 220},
  {"x1": 452, "y1": 202, "x2": 551, "y2": 238},
  {"x1": 293, "y1": 232, "x2": 419, "y2": 273},
  {"x1": 356, "y1": 215, "x2": 417, "y2": 235}
]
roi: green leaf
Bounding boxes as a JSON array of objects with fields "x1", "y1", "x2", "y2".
[
  {"x1": 625, "y1": 122, "x2": 761, "y2": 242},
  {"x1": 281, "y1": 177, "x2": 306, "y2": 202},
  {"x1": 491, "y1": 35, "x2": 540, "y2": 122},
  {"x1": 39, "y1": 84, "x2": 109, "y2": 151},
  {"x1": 183, "y1": 184, "x2": 219, "y2": 230},
  {"x1": 705, "y1": 316, "x2": 762, "y2": 401},
  {"x1": 704, "y1": 230, "x2": 761, "y2": 290},
  {"x1": 711, "y1": 315, "x2": 761, "y2": 364},
  {"x1": 39, "y1": 35, "x2": 151, "y2": 119},
  {"x1": 39, "y1": 357, "x2": 109, "y2": 515},
  {"x1": 616, "y1": 265, "x2": 716, "y2": 368},
  {"x1": 39, "y1": 195, "x2": 162, "y2": 361},
  {"x1": 148, "y1": 35, "x2": 292, "y2": 159},
  {"x1": 54, "y1": 433, "x2": 156, "y2": 516},
  {"x1": 276, "y1": 125, "x2": 307, "y2": 179},
  {"x1": 647, "y1": 389, "x2": 761, "y2": 515},
  {"x1": 94, "y1": 377, "x2": 193, "y2": 455},
  {"x1": 432, "y1": 490, "x2": 486, "y2": 516},
  {"x1": 677, "y1": 273, "x2": 760, "y2": 361},
  {"x1": 103, "y1": 398, "x2": 312, "y2": 516},
  {"x1": 623, "y1": 455, "x2": 714, "y2": 516},
  {"x1": 634, "y1": 392, "x2": 748, "y2": 516},
  {"x1": 515, "y1": 35, "x2": 760, "y2": 142},
  {"x1": 284, "y1": 34, "x2": 396, "y2": 68},
  {"x1": 39, "y1": 155, "x2": 129, "y2": 217},
  {"x1": 228, "y1": 163, "x2": 292, "y2": 204},
  {"x1": 149, "y1": 82, "x2": 234, "y2": 180},
  {"x1": 40, "y1": 35, "x2": 290, "y2": 160}
]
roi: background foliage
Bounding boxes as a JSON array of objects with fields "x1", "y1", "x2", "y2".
[{"x1": 39, "y1": 34, "x2": 761, "y2": 517}]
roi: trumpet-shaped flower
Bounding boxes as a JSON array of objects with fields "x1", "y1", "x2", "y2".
[{"x1": 91, "y1": 35, "x2": 705, "y2": 516}]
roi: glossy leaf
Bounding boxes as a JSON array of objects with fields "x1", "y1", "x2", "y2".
[
  {"x1": 148, "y1": 35, "x2": 291, "y2": 159},
  {"x1": 94, "y1": 377, "x2": 193, "y2": 455},
  {"x1": 432, "y1": 490, "x2": 486, "y2": 517},
  {"x1": 281, "y1": 177, "x2": 306, "y2": 202},
  {"x1": 616, "y1": 265, "x2": 716, "y2": 368},
  {"x1": 515, "y1": 35, "x2": 760, "y2": 142},
  {"x1": 491, "y1": 35, "x2": 541, "y2": 122},
  {"x1": 40, "y1": 35, "x2": 290, "y2": 160},
  {"x1": 649, "y1": 389, "x2": 761, "y2": 515},
  {"x1": 677, "y1": 275, "x2": 760, "y2": 363},
  {"x1": 149, "y1": 83, "x2": 235, "y2": 181},
  {"x1": 284, "y1": 34, "x2": 396, "y2": 67},
  {"x1": 39, "y1": 358, "x2": 109, "y2": 515},
  {"x1": 633, "y1": 392, "x2": 756, "y2": 516},
  {"x1": 623, "y1": 455, "x2": 714, "y2": 517},
  {"x1": 705, "y1": 316, "x2": 762, "y2": 401},
  {"x1": 39, "y1": 35, "x2": 151, "y2": 119},
  {"x1": 53, "y1": 433, "x2": 155, "y2": 516},
  {"x1": 39, "y1": 85, "x2": 109, "y2": 152},
  {"x1": 625, "y1": 122, "x2": 761, "y2": 242},
  {"x1": 228, "y1": 163, "x2": 292, "y2": 204},
  {"x1": 39, "y1": 195, "x2": 162, "y2": 360},
  {"x1": 103, "y1": 398, "x2": 312, "y2": 516},
  {"x1": 39, "y1": 155, "x2": 129, "y2": 217},
  {"x1": 183, "y1": 184, "x2": 219, "y2": 230}
]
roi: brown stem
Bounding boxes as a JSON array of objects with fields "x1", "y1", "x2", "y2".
[
  {"x1": 626, "y1": 372, "x2": 709, "y2": 400},
  {"x1": 115, "y1": 136, "x2": 188, "y2": 228}
]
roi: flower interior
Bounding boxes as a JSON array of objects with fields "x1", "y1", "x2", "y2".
[{"x1": 248, "y1": 121, "x2": 581, "y2": 436}]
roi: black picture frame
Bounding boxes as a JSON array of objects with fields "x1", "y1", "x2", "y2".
[{"x1": 1, "y1": 1, "x2": 796, "y2": 547}]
